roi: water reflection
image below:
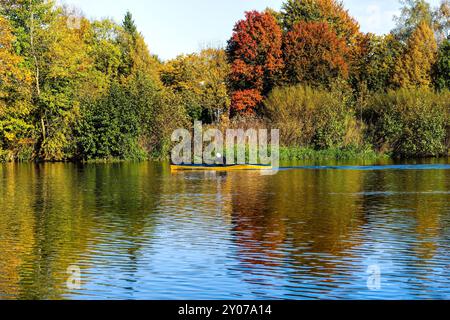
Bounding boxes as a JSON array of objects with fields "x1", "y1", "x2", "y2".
[{"x1": 0, "y1": 161, "x2": 449, "y2": 299}]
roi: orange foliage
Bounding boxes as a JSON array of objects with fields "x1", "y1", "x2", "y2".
[
  {"x1": 283, "y1": 21, "x2": 349, "y2": 86},
  {"x1": 227, "y1": 11, "x2": 283, "y2": 115},
  {"x1": 231, "y1": 89, "x2": 264, "y2": 115},
  {"x1": 281, "y1": 0, "x2": 361, "y2": 45}
]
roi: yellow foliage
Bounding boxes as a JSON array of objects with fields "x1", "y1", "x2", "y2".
[
  {"x1": 161, "y1": 48, "x2": 230, "y2": 122},
  {"x1": 0, "y1": 16, "x2": 34, "y2": 156},
  {"x1": 0, "y1": 16, "x2": 32, "y2": 113},
  {"x1": 393, "y1": 21, "x2": 438, "y2": 88}
]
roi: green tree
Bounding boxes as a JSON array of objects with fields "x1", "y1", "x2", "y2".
[
  {"x1": 37, "y1": 10, "x2": 101, "y2": 160},
  {"x1": 123, "y1": 11, "x2": 138, "y2": 37},
  {"x1": 434, "y1": 39, "x2": 450, "y2": 90},
  {"x1": 357, "y1": 34, "x2": 404, "y2": 92},
  {"x1": 75, "y1": 78, "x2": 187, "y2": 160},
  {"x1": 87, "y1": 19, "x2": 123, "y2": 85},
  {"x1": 1, "y1": 3, "x2": 180, "y2": 162},
  {"x1": 117, "y1": 12, "x2": 161, "y2": 84},
  {"x1": 198, "y1": 49, "x2": 231, "y2": 122},
  {"x1": 1, "y1": 0, "x2": 56, "y2": 156},
  {"x1": 1, "y1": 2, "x2": 102, "y2": 160},
  {"x1": 74, "y1": 11, "x2": 168, "y2": 160},
  {"x1": 74, "y1": 83, "x2": 144, "y2": 160}
]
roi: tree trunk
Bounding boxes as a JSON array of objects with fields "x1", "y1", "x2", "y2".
[{"x1": 29, "y1": 1, "x2": 45, "y2": 142}]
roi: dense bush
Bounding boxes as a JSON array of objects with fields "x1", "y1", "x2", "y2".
[
  {"x1": 74, "y1": 78, "x2": 188, "y2": 161},
  {"x1": 264, "y1": 85, "x2": 358, "y2": 149},
  {"x1": 74, "y1": 83, "x2": 145, "y2": 160},
  {"x1": 144, "y1": 90, "x2": 189, "y2": 159},
  {"x1": 364, "y1": 89, "x2": 449, "y2": 157}
]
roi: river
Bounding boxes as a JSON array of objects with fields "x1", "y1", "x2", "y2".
[{"x1": 0, "y1": 160, "x2": 449, "y2": 299}]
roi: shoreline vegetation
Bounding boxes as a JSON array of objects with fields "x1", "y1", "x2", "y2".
[
  {"x1": 1, "y1": 0, "x2": 449, "y2": 164},
  {"x1": 0, "y1": 146, "x2": 403, "y2": 163}
]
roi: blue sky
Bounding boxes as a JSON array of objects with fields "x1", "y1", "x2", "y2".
[{"x1": 60, "y1": 0, "x2": 442, "y2": 60}]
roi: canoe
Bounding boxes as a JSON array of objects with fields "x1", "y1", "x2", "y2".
[{"x1": 171, "y1": 164, "x2": 273, "y2": 171}]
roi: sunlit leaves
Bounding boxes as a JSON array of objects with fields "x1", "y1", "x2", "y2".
[
  {"x1": 393, "y1": 21, "x2": 438, "y2": 88},
  {"x1": 0, "y1": 16, "x2": 33, "y2": 159},
  {"x1": 161, "y1": 48, "x2": 230, "y2": 122},
  {"x1": 283, "y1": 21, "x2": 349, "y2": 87},
  {"x1": 227, "y1": 10, "x2": 283, "y2": 115}
]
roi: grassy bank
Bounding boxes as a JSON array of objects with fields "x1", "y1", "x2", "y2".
[
  {"x1": 2, "y1": 143, "x2": 446, "y2": 164},
  {"x1": 279, "y1": 146, "x2": 388, "y2": 161}
]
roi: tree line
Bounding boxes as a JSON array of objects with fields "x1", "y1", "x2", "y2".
[{"x1": 0, "y1": 0, "x2": 449, "y2": 162}]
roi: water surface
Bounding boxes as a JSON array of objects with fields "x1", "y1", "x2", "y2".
[{"x1": 0, "y1": 160, "x2": 449, "y2": 300}]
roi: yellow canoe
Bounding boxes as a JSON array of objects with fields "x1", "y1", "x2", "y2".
[{"x1": 171, "y1": 164, "x2": 273, "y2": 171}]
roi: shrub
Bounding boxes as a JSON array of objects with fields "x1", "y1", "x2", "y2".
[
  {"x1": 364, "y1": 88, "x2": 449, "y2": 157},
  {"x1": 145, "y1": 90, "x2": 189, "y2": 159},
  {"x1": 74, "y1": 83, "x2": 145, "y2": 160},
  {"x1": 264, "y1": 85, "x2": 357, "y2": 149}
]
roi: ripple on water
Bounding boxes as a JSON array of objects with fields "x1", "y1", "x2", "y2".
[{"x1": 0, "y1": 162, "x2": 449, "y2": 299}]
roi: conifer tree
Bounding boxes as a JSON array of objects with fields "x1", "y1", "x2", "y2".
[{"x1": 393, "y1": 21, "x2": 438, "y2": 88}]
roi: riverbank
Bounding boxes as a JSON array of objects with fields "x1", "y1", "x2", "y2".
[
  {"x1": 279, "y1": 146, "x2": 388, "y2": 161},
  {"x1": 4, "y1": 146, "x2": 446, "y2": 164}
]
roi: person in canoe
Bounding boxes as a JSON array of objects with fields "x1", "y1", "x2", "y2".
[
  {"x1": 216, "y1": 153, "x2": 227, "y2": 166},
  {"x1": 170, "y1": 153, "x2": 272, "y2": 171}
]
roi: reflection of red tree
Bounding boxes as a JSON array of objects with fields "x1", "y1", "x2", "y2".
[
  {"x1": 285, "y1": 170, "x2": 366, "y2": 276},
  {"x1": 230, "y1": 170, "x2": 368, "y2": 280},
  {"x1": 229, "y1": 173, "x2": 286, "y2": 269},
  {"x1": 233, "y1": 212, "x2": 287, "y2": 269}
]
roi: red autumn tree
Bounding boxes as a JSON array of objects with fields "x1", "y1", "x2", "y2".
[
  {"x1": 281, "y1": 0, "x2": 360, "y2": 45},
  {"x1": 227, "y1": 11, "x2": 283, "y2": 115},
  {"x1": 283, "y1": 21, "x2": 349, "y2": 87}
]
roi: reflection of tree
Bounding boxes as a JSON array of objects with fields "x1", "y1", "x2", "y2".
[
  {"x1": 229, "y1": 173, "x2": 286, "y2": 269},
  {"x1": 162, "y1": 170, "x2": 234, "y2": 224},
  {"x1": 0, "y1": 162, "x2": 162, "y2": 299},
  {"x1": 361, "y1": 169, "x2": 449, "y2": 264},
  {"x1": 70, "y1": 162, "x2": 162, "y2": 296},
  {"x1": 18, "y1": 163, "x2": 100, "y2": 299},
  {"x1": 276, "y1": 170, "x2": 366, "y2": 259},
  {"x1": 402, "y1": 170, "x2": 447, "y2": 262},
  {"x1": 356, "y1": 168, "x2": 449, "y2": 298},
  {"x1": 0, "y1": 164, "x2": 36, "y2": 299},
  {"x1": 0, "y1": 163, "x2": 96, "y2": 299},
  {"x1": 228, "y1": 169, "x2": 367, "y2": 295},
  {"x1": 1, "y1": 163, "x2": 448, "y2": 299}
]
